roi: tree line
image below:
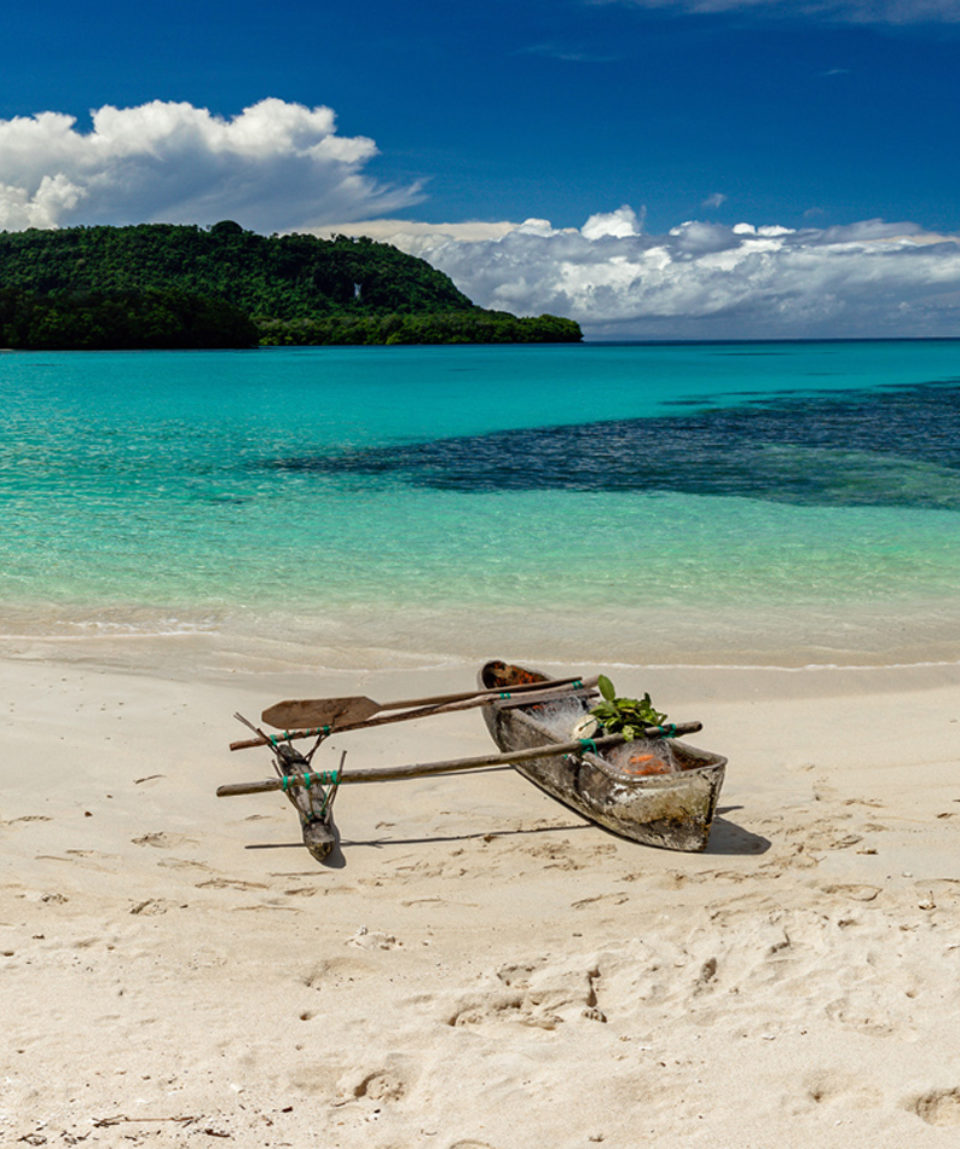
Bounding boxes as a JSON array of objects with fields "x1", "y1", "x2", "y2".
[
  {"x1": 258, "y1": 311, "x2": 581, "y2": 346},
  {"x1": 0, "y1": 221, "x2": 582, "y2": 348},
  {"x1": 0, "y1": 287, "x2": 257, "y2": 350}
]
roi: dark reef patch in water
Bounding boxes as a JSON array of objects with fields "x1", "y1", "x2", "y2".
[{"x1": 267, "y1": 381, "x2": 960, "y2": 510}]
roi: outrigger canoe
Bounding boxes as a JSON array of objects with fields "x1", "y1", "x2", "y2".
[{"x1": 479, "y1": 660, "x2": 726, "y2": 852}]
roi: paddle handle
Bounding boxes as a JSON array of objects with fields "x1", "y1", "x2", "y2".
[
  {"x1": 378, "y1": 675, "x2": 588, "y2": 712},
  {"x1": 230, "y1": 677, "x2": 599, "y2": 751},
  {"x1": 218, "y1": 721, "x2": 702, "y2": 795},
  {"x1": 263, "y1": 673, "x2": 595, "y2": 728}
]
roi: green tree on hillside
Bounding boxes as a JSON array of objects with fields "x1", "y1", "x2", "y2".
[{"x1": 0, "y1": 223, "x2": 582, "y2": 348}]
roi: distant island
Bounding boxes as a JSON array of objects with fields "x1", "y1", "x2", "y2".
[{"x1": 0, "y1": 221, "x2": 581, "y2": 349}]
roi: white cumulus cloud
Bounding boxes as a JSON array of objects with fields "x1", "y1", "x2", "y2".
[
  {"x1": 0, "y1": 99, "x2": 424, "y2": 233},
  {"x1": 581, "y1": 204, "x2": 645, "y2": 239},
  {"x1": 319, "y1": 211, "x2": 960, "y2": 338}
]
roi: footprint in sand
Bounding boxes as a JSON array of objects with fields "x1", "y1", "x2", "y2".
[
  {"x1": 909, "y1": 1087, "x2": 960, "y2": 1126},
  {"x1": 496, "y1": 960, "x2": 543, "y2": 988},
  {"x1": 157, "y1": 857, "x2": 211, "y2": 872},
  {"x1": 678, "y1": 868, "x2": 751, "y2": 886},
  {"x1": 447, "y1": 994, "x2": 552, "y2": 1030},
  {"x1": 351, "y1": 1070, "x2": 406, "y2": 1102},
  {"x1": 820, "y1": 883, "x2": 880, "y2": 902},
  {"x1": 129, "y1": 898, "x2": 171, "y2": 915},
  {"x1": 301, "y1": 956, "x2": 375, "y2": 988},
  {"x1": 131, "y1": 832, "x2": 196, "y2": 849},
  {"x1": 515, "y1": 839, "x2": 589, "y2": 872},
  {"x1": 331, "y1": 1063, "x2": 410, "y2": 1104},
  {"x1": 448, "y1": 960, "x2": 602, "y2": 1030},
  {"x1": 805, "y1": 1070, "x2": 882, "y2": 1109},
  {"x1": 824, "y1": 998, "x2": 896, "y2": 1038}
]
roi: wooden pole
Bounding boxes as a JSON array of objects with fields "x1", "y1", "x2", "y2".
[
  {"x1": 262, "y1": 673, "x2": 591, "y2": 730},
  {"x1": 216, "y1": 722, "x2": 702, "y2": 797},
  {"x1": 229, "y1": 679, "x2": 600, "y2": 752}
]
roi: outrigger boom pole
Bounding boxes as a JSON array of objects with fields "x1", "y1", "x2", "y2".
[{"x1": 216, "y1": 722, "x2": 702, "y2": 797}]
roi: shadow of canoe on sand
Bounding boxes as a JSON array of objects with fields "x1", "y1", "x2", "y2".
[{"x1": 244, "y1": 808, "x2": 770, "y2": 864}]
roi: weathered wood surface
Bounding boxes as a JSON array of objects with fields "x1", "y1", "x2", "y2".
[
  {"x1": 261, "y1": 674, "x2": 592, "y2": 730},
  {"x1": 275, "y1": 743, "x2": 339, "y2": 862},
  {"x1": 217, "y1": 722, "x2": 703, "y2": 797},
  {"x1": 230, "y1": 679, "x2": 600, "y2": 752},
  {"x1": 479, "y1": 660, "x2": 726, "y2": 852}
]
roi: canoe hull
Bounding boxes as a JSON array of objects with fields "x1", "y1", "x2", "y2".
[{"x1": 480, "y1": 661, "x2": 726, "y2": 852}]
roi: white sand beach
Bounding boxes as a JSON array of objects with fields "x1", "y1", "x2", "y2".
[{"x1": 2, "y1": 645, "x2": 960, "y2": 1147}]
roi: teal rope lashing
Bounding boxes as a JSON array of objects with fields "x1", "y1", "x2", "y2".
[
  {"x1": 282, "y1": 770, "x2": 340, "y2": 792},
  {"x1": 578, "y1": 738, "x2": 598, "y2": 755},
  {"x1": 269, "y1": 725, "x2": 331, "y2": 748},
  {"x1": 661, "y1": 724, "x2": 678, "y2": 739},
  {"x1": 572, "y1": 679, "x2": 583, "y2": 689}
]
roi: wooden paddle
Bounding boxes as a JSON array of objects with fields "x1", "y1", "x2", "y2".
[
  {"x1": 231, "y1": 679, "x2": 600, "y2": 752},
  {"x1": 261, "y1": 674, "x2": 590, "y2": 730},
  {"x1": 217, "y1": 722, "x2": 703, "y2": 796}
]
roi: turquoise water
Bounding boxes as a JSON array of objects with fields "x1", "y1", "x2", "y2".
[{"x1": 2, "y1": 341, "x2": 959, "y2": 668}]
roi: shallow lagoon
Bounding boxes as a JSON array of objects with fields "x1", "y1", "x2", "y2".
[{"x1": 2, "y1": 341, "x2": 959, "y2": 669}]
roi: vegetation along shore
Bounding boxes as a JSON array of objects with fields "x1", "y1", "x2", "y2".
[{"x1": 0, "y1": 221, "x2": 581, "y2": 350}]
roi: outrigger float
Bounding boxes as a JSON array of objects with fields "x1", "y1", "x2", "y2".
[{"x1": 217, "y1": 662, "x2": 726, "y2": 861}]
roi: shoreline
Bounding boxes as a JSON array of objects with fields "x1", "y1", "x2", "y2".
[{"x1": 4, "y1": 589, "x2": 960, "y2": 676}]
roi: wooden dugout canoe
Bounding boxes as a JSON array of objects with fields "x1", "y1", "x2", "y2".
[{"x1": 479, "y1": 660, "x2": 726, "y2": 852}]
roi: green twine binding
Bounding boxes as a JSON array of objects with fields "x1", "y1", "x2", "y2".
[
  {"x1": 282, "y1": 770, "x2": 340, "y2": 792},
  {"x1": 578, "y1": 738, "x2": 598, "y2": 755},
  {"x1": 572, "y1": 679, "x2": 583, "y2": 689},
  {"x1": 270, "y1": 724, "x2": 332, "y2": 749},
  {"x1": 499, "y1": 691, "x2": 511, "y2": 699},
  {"x1": 662, "y1": 724, "x2": 678, "y2": 739}
]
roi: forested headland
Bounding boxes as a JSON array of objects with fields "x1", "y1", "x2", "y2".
[{"x1": 0, "y1": 222, "x2": 581, "y2": 349}]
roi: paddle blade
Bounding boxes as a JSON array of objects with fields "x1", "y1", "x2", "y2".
[{"x1": 261, "y1": 695, "x2": 379, "y2": 730}]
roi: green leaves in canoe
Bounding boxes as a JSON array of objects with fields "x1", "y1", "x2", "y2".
[{"x1": 590, "y1": 675, "x2": 668, "y2": 741}]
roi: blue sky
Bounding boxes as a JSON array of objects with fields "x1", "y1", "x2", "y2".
[
  {"x1": 3, "y1": 0, "x2": 959, "y2": 232},
  {"x1": 1, "y1": 0, "x2": 960, "y2": 336}
]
